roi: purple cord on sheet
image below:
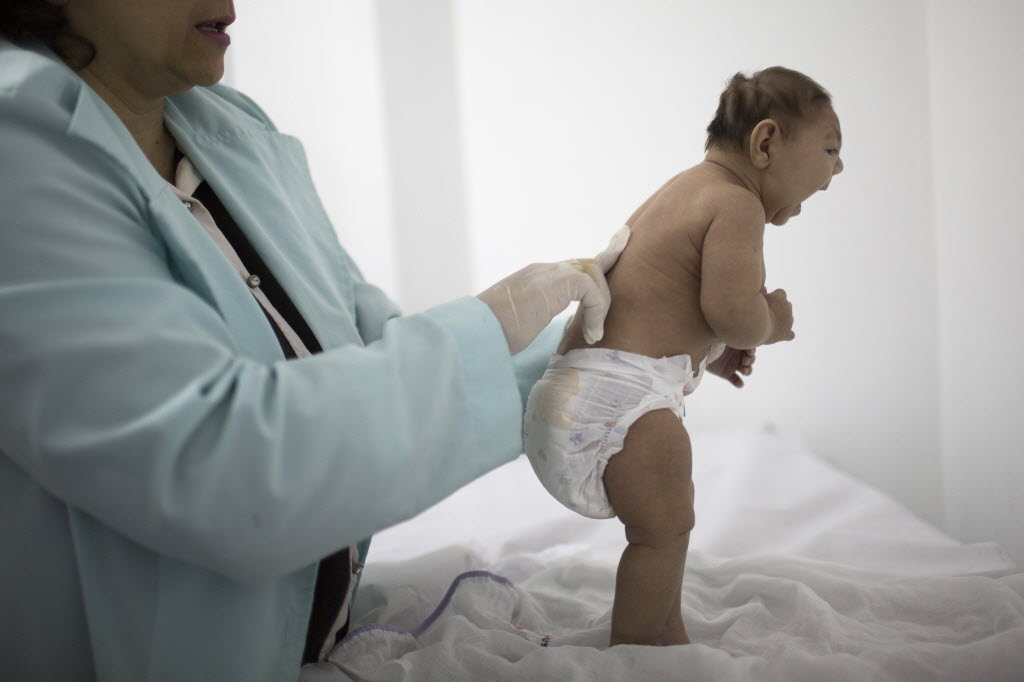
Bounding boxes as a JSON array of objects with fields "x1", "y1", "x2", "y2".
[
  {"x1": 338, "y1": 570, "x2": 515, "y2": 645},
  {"x1": 341, "y1": 623, "x2": 407, "y2": 640}
]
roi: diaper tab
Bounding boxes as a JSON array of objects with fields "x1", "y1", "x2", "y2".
[{"x1": 550, "y1": 348, "x2": 694, "y2": 384}]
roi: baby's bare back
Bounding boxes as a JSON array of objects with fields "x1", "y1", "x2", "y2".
[{"x1": 561, "y1": 164, "x2": 732, "y2": 367}]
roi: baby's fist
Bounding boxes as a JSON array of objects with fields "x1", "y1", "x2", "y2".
[{"x1": 764, "y1": 288, "x2": 795, "y2": 344}]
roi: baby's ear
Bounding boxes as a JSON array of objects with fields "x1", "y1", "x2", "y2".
[{"x1": 748, "y1": 119, "x2": 779, "y2": 169}]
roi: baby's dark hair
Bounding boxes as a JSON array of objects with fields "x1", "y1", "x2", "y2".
[{"x1": 705, "y1": 67, "x2": 832, "y2": 152}]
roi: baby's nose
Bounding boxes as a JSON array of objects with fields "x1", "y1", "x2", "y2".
[{"x1": 834, "y1": 156, "x2": 845, "y2": 175}]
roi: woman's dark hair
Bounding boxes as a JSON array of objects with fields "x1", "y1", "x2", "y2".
[
  {"x1": 0, "y1": 0, "x2": 95, "y2": 68},
  {"x1": 706, "y1": 66, "x2": 832, "y2": 152}
]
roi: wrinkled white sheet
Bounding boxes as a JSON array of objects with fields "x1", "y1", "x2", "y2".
[{"x1": 307, "y1": 429, "x2": 1024, "y2": 682}]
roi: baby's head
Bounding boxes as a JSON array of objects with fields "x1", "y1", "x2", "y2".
[{"x1": 706, "y1": 67, "x2": 843, "y2": 225}]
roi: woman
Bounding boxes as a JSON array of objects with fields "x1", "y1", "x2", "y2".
[{"x1": 0, "y1": 2, "x2": 627, "y2": 680}]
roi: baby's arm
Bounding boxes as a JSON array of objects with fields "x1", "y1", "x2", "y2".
[{"x1": 699, "y1": 190, "x2": 794, "y2": 348}]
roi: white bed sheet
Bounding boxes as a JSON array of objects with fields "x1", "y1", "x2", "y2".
[{"x1": 304, "y1": 428, "x2": 1024, "y2": 682}]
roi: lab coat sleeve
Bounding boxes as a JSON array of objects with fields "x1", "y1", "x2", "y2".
[
  {"x1": 511, "y1": 318, "x2": 563, "y2": 410},
  {"x1": 349, "y1": 268, "x2": 562, "y2": 410},
  {"x1": 349, "y1": 271, "x2": 402, "y2": 346},
  {"x1": 0, "y1": 95, "x2": 526, "y2": 584}
]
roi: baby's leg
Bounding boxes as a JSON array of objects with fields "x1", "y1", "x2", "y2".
[
  {"x1": 603, "y1": 409, "x2": 694, "y2": 646},
  {"x1": 658, "y1": 478, "x2": 695, "y2": 644}
]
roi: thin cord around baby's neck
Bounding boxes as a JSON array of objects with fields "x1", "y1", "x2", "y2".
[
  {"x1": 705, "y1": 159, "x2": 745, "y2": 185},
  {"x1": 705, "y1": 159, "x2": 761, "y2": 199}
]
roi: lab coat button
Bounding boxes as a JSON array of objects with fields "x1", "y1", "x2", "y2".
[
  {"x1": 353, "y1": 561, "x2": 364, "y2": 575},
  {"x1": 183, "y1": 201, "x2": 193, "y2": 212},
  {"x1": 246, "y1": 274, "x2": 261, "y2": 288}
]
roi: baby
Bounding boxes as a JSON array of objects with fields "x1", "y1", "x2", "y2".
[{"x1": 524, "y1": 66, "x2": 843, "y2": 646}]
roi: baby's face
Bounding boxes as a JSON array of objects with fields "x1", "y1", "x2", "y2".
[{"x1": 764, "y1": 106, "x2": 844, "y2": 225}]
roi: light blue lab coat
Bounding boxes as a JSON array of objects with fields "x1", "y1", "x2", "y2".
[{"x1": 0, "y1": 41, "x2": 559, "y2": 681}]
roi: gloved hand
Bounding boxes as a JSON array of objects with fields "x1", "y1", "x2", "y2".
[{"x1": 477, "y1": 225, "x2": 631, "y2": 355}]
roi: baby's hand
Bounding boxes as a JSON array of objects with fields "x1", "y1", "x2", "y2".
[
  {"x1": 763, "y1": 288, "x2": 795, "y2": 344},
  {"x1": 707, "y1": 346, "x2": 755, "y2": 388}
]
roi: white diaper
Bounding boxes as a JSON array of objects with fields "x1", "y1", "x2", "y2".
[{"x1": 524, "y1": 347, "x2": 714, "y2": 519}]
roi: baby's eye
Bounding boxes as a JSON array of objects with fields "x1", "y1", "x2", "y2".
[{"x1": 826, "y1": 148, "x2": 839, "y2": 156}]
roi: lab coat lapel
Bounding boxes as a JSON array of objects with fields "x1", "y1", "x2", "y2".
[
  {"x1": 164, "y1": 93, "x2": 359, "y2": 351},
  {"x1": 66, "y1": 85, "x2": 287, "y2": 362}
]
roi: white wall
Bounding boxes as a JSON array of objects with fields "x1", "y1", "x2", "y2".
[
  {"x1": 226, "y1": 0, "x2": 474, "y2": 314},
  {"x1": 928, "y1": 0, "x2": 1024, "y2": 565},
  {"x1": 224, "y1": 1, "x2": 1022, "y2": 563},
  {"x1": 225, "y1": 0, "x2": 401, "y2": 300},
  {"x1": 373, "y1": 0, "x2": 474, "y2": 312}
]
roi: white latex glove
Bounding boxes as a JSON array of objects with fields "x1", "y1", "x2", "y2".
[{"x1": 477, "y1": 225, "x2": 631, "y2": 355}]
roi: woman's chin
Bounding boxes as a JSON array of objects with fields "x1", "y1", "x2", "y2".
[{"x1": 196, "y1": 66, "x2": 225, "y2": 88}]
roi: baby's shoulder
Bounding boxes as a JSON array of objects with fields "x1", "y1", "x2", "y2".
[{"x1": 658, "y1": 168, "x2": 760, "y2": 219}]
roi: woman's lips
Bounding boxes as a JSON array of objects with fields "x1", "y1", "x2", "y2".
[{"x1": 195, "y1": 16, "x2": 234, "y2": 47}]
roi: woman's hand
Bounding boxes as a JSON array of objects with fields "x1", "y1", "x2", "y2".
[
  {"x1": 478, "y1": 226, "x2": 630, "y2": 355},
  {"x1": 707, "y1": 346, "x2": 756, "y2": 388}
]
